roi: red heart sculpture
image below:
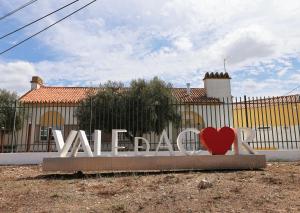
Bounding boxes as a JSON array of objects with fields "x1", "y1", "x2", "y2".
[{"x1": 200, "y1": 127, "x2": 236, "y2": 155}]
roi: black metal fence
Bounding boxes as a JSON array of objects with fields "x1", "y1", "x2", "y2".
[{"x1": 0, "y1": 95, "x2": 299, "y2": 153}]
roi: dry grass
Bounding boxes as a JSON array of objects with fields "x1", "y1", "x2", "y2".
[{"x1": 0, "y1": 162, "x2": 300, "y2": 212}]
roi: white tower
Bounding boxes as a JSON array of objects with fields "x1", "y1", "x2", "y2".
[{"x1": 203, "y1": 72, "x2": 232, "y2": 100}]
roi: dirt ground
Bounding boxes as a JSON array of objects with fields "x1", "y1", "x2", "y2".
[{"x1": 0, "y1": 162, "x2": 299, "y2": 213}]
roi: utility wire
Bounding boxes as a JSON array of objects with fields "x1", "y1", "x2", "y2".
[
  {"x1": 0, "y1": 0, "x2": 80, "y2": 40},
  {"x1": 0, "y1": 0, "x2": 97, "y2": 56},
  {"x1": 284, "y1": 85, "x2": 300, "y2": 96},
  {"x1": 0, "y1": 0, "x2": 39, "y2": 21}
]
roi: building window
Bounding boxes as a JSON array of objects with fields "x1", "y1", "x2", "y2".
[
  {"x1": 40, "y1": 126, "x2": 48, "y2": 141},
  {"x1": 40, "y1": 126, "x2": 63, "y2": 142},
  {"x1": 39, "y1": 111, "x2": 65, "y2": 142}
]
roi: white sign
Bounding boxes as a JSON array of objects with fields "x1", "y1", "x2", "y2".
[{"x1": 53, "y1": 127, "x2": 255, "y2": 157}]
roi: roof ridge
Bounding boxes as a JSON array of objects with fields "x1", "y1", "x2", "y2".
[
  {"x1": 41, "y1": 86, "x2": 98, "y2": 89},
  {"x1": 37, "y1": 86, "x2": 205, "y2": 90}
]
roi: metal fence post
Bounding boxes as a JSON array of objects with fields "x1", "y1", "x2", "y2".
[
  {"x1": 244, "y1": 95, "x2": 249, "y2": 128},
  {"x1": 11, "y1": 100, "x2": 17, "y2": 152},
  {"x1": 26, "y1": 123, "x2": 32, "y2": 152},
  {"x1": 89, "y1": 97, "x2": 93, "y2": 141}
]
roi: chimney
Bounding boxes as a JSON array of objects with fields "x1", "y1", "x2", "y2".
[
  {"x1": 186, "y1": 83, "x2": 191, "y2": 95},
  {"x1": 30, "y1": 76, "x2": 43, "y2": 90},
  {"x1": 203, "y1": 72, "x2": 231, "y2": 99}
]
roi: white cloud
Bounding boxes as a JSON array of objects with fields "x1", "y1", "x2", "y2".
[
  {"x1": 1, "y1": 0, "x2": 300, "y2": 96},
  {"x1": 222, "y1": 26, "x2": 276, "y2": 64},
  {"x1": 277, "y1": 68, "x2": 288, "y2": 77},
  {"x1": 290, "y1": 72, "x2": 300, "y2": 82},
  {"x1": 173, "y1": 37, "x2": 193, "y2": 51},
  {"x1": 0, "y1": 61, "x2": 36, "y2": 94},
  {"x1": 232, "y1": 78, "x2": 283, "y2": 96}
]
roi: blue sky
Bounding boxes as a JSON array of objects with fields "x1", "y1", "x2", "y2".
[{"x1": 0, "y1": 0, "x2": 300, "y2": 96}]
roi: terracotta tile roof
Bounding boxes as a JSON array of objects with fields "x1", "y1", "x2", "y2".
[
  {"x1": 171, "y1": 88, "x2": 220, "y2": 104},
  {"x1": 234, "y1": 95, "x2": 300, "y2": 109},
  {"x1": 19, "y1": 87, "x2": 97, "y2": 104},
  {"x1": 19, "y1": 86, "x2": 220, "y2": 104}
]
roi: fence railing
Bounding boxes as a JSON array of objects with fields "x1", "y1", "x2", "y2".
[{"x1": 0, "y1": 95, "x2": 299, "y2": 153}]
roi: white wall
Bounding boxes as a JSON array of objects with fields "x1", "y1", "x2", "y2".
[
  {"x1": 250, "y1": 125, "x2": 300, "y2": 150},
  {"x1": 204, "y1": 79, "x2": 231, "y2": 99}
]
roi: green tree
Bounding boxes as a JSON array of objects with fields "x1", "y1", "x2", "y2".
[
  {"x1": 0, "y1": 89, "x2": 22, "y2": 131},
  {"x1": 76, "y1": 77, "x2": 180, "y2": 140}
]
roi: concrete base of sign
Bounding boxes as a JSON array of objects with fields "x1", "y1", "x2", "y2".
[{"x1": 42, "y1": 155, "x2": 266, "y2": 172}]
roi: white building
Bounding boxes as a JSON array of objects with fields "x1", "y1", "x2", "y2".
[{"x1": 1, "y1": 72, "x2": 232, "y2": 152}]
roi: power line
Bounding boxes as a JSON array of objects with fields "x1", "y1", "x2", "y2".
[
  {"x1": 0, "y1": 0, "x2": 97, "y2": 56},
  {"x1": 0, "y1": 0, "x2": 39, "y2": 21},
  {"x1": 0, "y1": 0, "x2": 80, "y2": 40},
  {"x1": 284, "y1": 85, "x2": 300, "y2": 96}
]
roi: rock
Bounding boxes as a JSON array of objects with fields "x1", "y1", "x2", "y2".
[{"x1": 198, "y1": 179, "x2": 213, "y2": 190}]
